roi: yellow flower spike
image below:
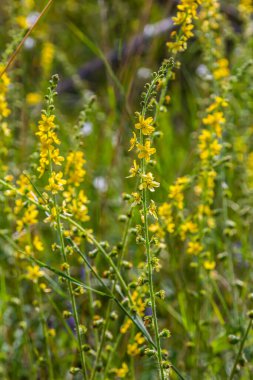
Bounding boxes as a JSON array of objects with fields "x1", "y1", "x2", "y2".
[
  {"x1": 135, "y1": 114, "x2": 155, "y2": 136},
  {"x1": 137, "y1": 140, "x2": 156, "y2": 162}
]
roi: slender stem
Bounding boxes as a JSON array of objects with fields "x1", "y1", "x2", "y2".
[
  {"x1": 90, "y1": 214, "x2": 132, "y2": 380},
  {"x1": 142, "y1": 186, "x2": 164, "y2": 380},
  {"x1": 35, "y1": 284, "x2": 54, "y2": 380},
  {"x1": 56, "y1": 211, "x2": 88, "y2": 379},
  {"x1": 229, "y1": 319, "x2": 252, "y2": 380}
]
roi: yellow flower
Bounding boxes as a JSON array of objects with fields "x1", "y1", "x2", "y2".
[
  {"x1": 33, "y1": 235, "x2": 44, "y2": 251},
  {"x1": 131, "y1": 192, "x2": 142, "y2": 206},
  {"x1": 50, "y1": 148, "x2": 64, "y2": 166},
  {"x1": 213, "y1": 58, "x2": 230, "y2": 80},
  {"x1": 135, "y1": 114, "x2": 155, "y2": 136},
  {"x1": 44, "y1": 207, "x2": 58, "y2": 225},
  {"x1": 148, "y1": 200, "x2": 158, "y2": 219},
  {"x1": 129, "y1": 131, "x2": 137, "y2": 151},
  {"x1": 115, "y1": 362, "x2": 129, "y2": 378},
  {"x1": 41, "y1": 42, "x2": 55, "y2": 75},
  {"x1": 38, "y1": 114, "x2": 55, "y2": 132},
  {"x1": 128, "y1": 160, "x2": 139, "y2": 178},
  {"x1": 137, "y1": 140, "x2": 156, "y2": 162},
  {"x1": 127, "y1": 342, "x2": 140, "y2": 356},
  {"x1": 139, "y1": 172, "x2": 160, "y2": 192},
  {"x1": 135, "y1": 332, "x2": 145, "y2": 345},
  {"x1": 26, "y1": 265, "x2": 44, "y2": 283},
  {"x1": 180, "y1": 220, "x2": 198, "y2": 240},
  {"x1": 0, "y1": 94, "x2": 11, "y2": 118},
  {"x1": 203, "y1": 260, "x2": 216, "y2": 271},
  {"x1": 65, "y1": 151, "x2": 86, "y2": 186},
  {"x1": 16, "y1": 204, "x2": 38, "y2": 231},
  {"x1": 26, "y1": 92, "x2": 42, "y2": 105},
  {"x1": 187, "y1": 241, "x2": 203, "y2": 255},
  {"x1": 168, "y1": 176, "x2": 189, "y2": 210},
  {"x1": 120, "y1": 319, "x2": 132, "y2": 334},
  {"x1": 45, "y1": 171, "x2": 67, "y2": 194}
]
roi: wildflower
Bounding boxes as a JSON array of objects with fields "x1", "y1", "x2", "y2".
[
  {"x1": 135, "y1": 332, "x2": 145, "y2": 345},
  {"x1": 26, "y1": 92, "x2": 42, "y2": 105},
  {"x1": 0, "y1": 94, "x2": 11, "y2": 118},
  {"x1": 166, "y1": 0, "x2": 202, "y2": 54},
  {"x1": 44, "y1": 206, "x2": 57, "y2": 225},
  {"x1": 135, "y1": 114, "x2": 155, "y2": 135},
  {"x1": 115, "y1": 362, "x2": 129, "y2": 378},
  {"x1": 41, "y1": 42, "x2": 55, "y2": 76},
  {"x1": 179, "y1": 220, "x2": 198, "y2": 240},
  {"x1": 33, "y1": 235, "x2": 44, "y2": 251},
  {"x1": 213, "y1": 58, "x2": 230, "y2": 80},
  {"x1": 128, "y1": 160, "x2": 139, "y2": 178},
  {"x1": 203, "y1": 260, "x2": 216, "y2": 270},
  {"x1": 38, "y1": 114, "x2": 55, "y2": 132},
  {"x1": 137, "y1": 140, "x2": 156, "y2": 162},
  {"x1": 26, "y1": 265, "x2": 44, "y2": 283},
  {"x1": 45, "y1": 171, "x2": 67, "y2": 194},
  {"x1": 127, "y1": 342, "x2": 140, "y2": 356},
  {"x1": 139, "y1": 172, "x2": 160, "y2": 192},
  {"x1": 120, "y1": 319, "x2": 132, "y2": 334},
  {"x1": 148, "y1": 200, "x2": 158, "y2": 219},
  {"x1": 65, "y1": 151, "x2": 86, "y2": 186},
  {"x1": 50, "y1": 148, "x2": 65, "y2": 166},
  {"x1": 168, "y1": 176, "x2": 189, "y2": 209},
  {"x1": 16, "y1": 204, "x2": 38, "y2": 231},
  {"x1": 187, "y1": 241, "x2": 203, "y2": 255},
  {"x1": 128, "y1": 132, "x2": 137, "y2": 151},
  {"x1": 131, "y1": 192, "x2": 142, "y2": 206}
]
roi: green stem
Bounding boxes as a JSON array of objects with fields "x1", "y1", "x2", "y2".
[
  {"x1": 90, "y1": 213, "x2": 132, "y2": 380},
  {"x1": 35, "y1": 284, "x2": 54, "y2": 380},
  {"x1": 56, "y1": 211, "x2": 88, "y2": 379},
  {"x1": 229, "y1": 319, "x2": 252, "y2": 380},
  {"x1": 142, "y1": 185, "x2": 164, "y2": 380}
]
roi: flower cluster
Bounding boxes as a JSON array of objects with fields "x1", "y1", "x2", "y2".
[{"x1": 167, "y1": 0, "x2": 202, "y2": 54}]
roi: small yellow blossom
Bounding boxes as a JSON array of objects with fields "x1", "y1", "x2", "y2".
[
  {"x1": 33, "y1": 235, "x2": 44, "y2": 251},
  {"x1": 45, "y1": 171, "x2": 67, "y2": 194},
  {"x1": 203, "y1": 260, "x2": 216, "y2": 270},
  {"x1": 120, "y1": 319, "x2": 132, "y2": 334},
  {"x1": 187, "y1": 241, "x2": 203, "y2": 255},
  {"x1": 128, "y1": 160, "x2": 139, "y2": 178},
  {"x1": 26, "y1": 92, "x2": 42, "y2": 105},
  {"x1": 139, "y1": 172, "x2": 160, "y2": 192},
  {"x1": 115, "y1": 362, "x2": 129, "y2": 378},
  {"x1": 127, "y1": 342, "x2": 140, "y2": 356},
  {"x1": 137, "y1": 140, "x2": 156, "y2": 162},
  {"x1": 128, "y1": 132, "x2": 137, "y2": 151},
  {"x1": 135, "y1": 114, "x2": 155, "y2": 136},
  {"x1": 148, "y1": 200, "x2": 158, "y2": 219},
  {"x1": 16, "y1": 204, "x2": 38, "y2": 231},
  {"x1": 26, "y1": 265, "x2": 44, "y2": 283}
]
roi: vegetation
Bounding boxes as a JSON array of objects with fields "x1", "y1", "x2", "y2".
[{"x1": 1, "y1": 1, "x2": 253, "y2": 379}]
